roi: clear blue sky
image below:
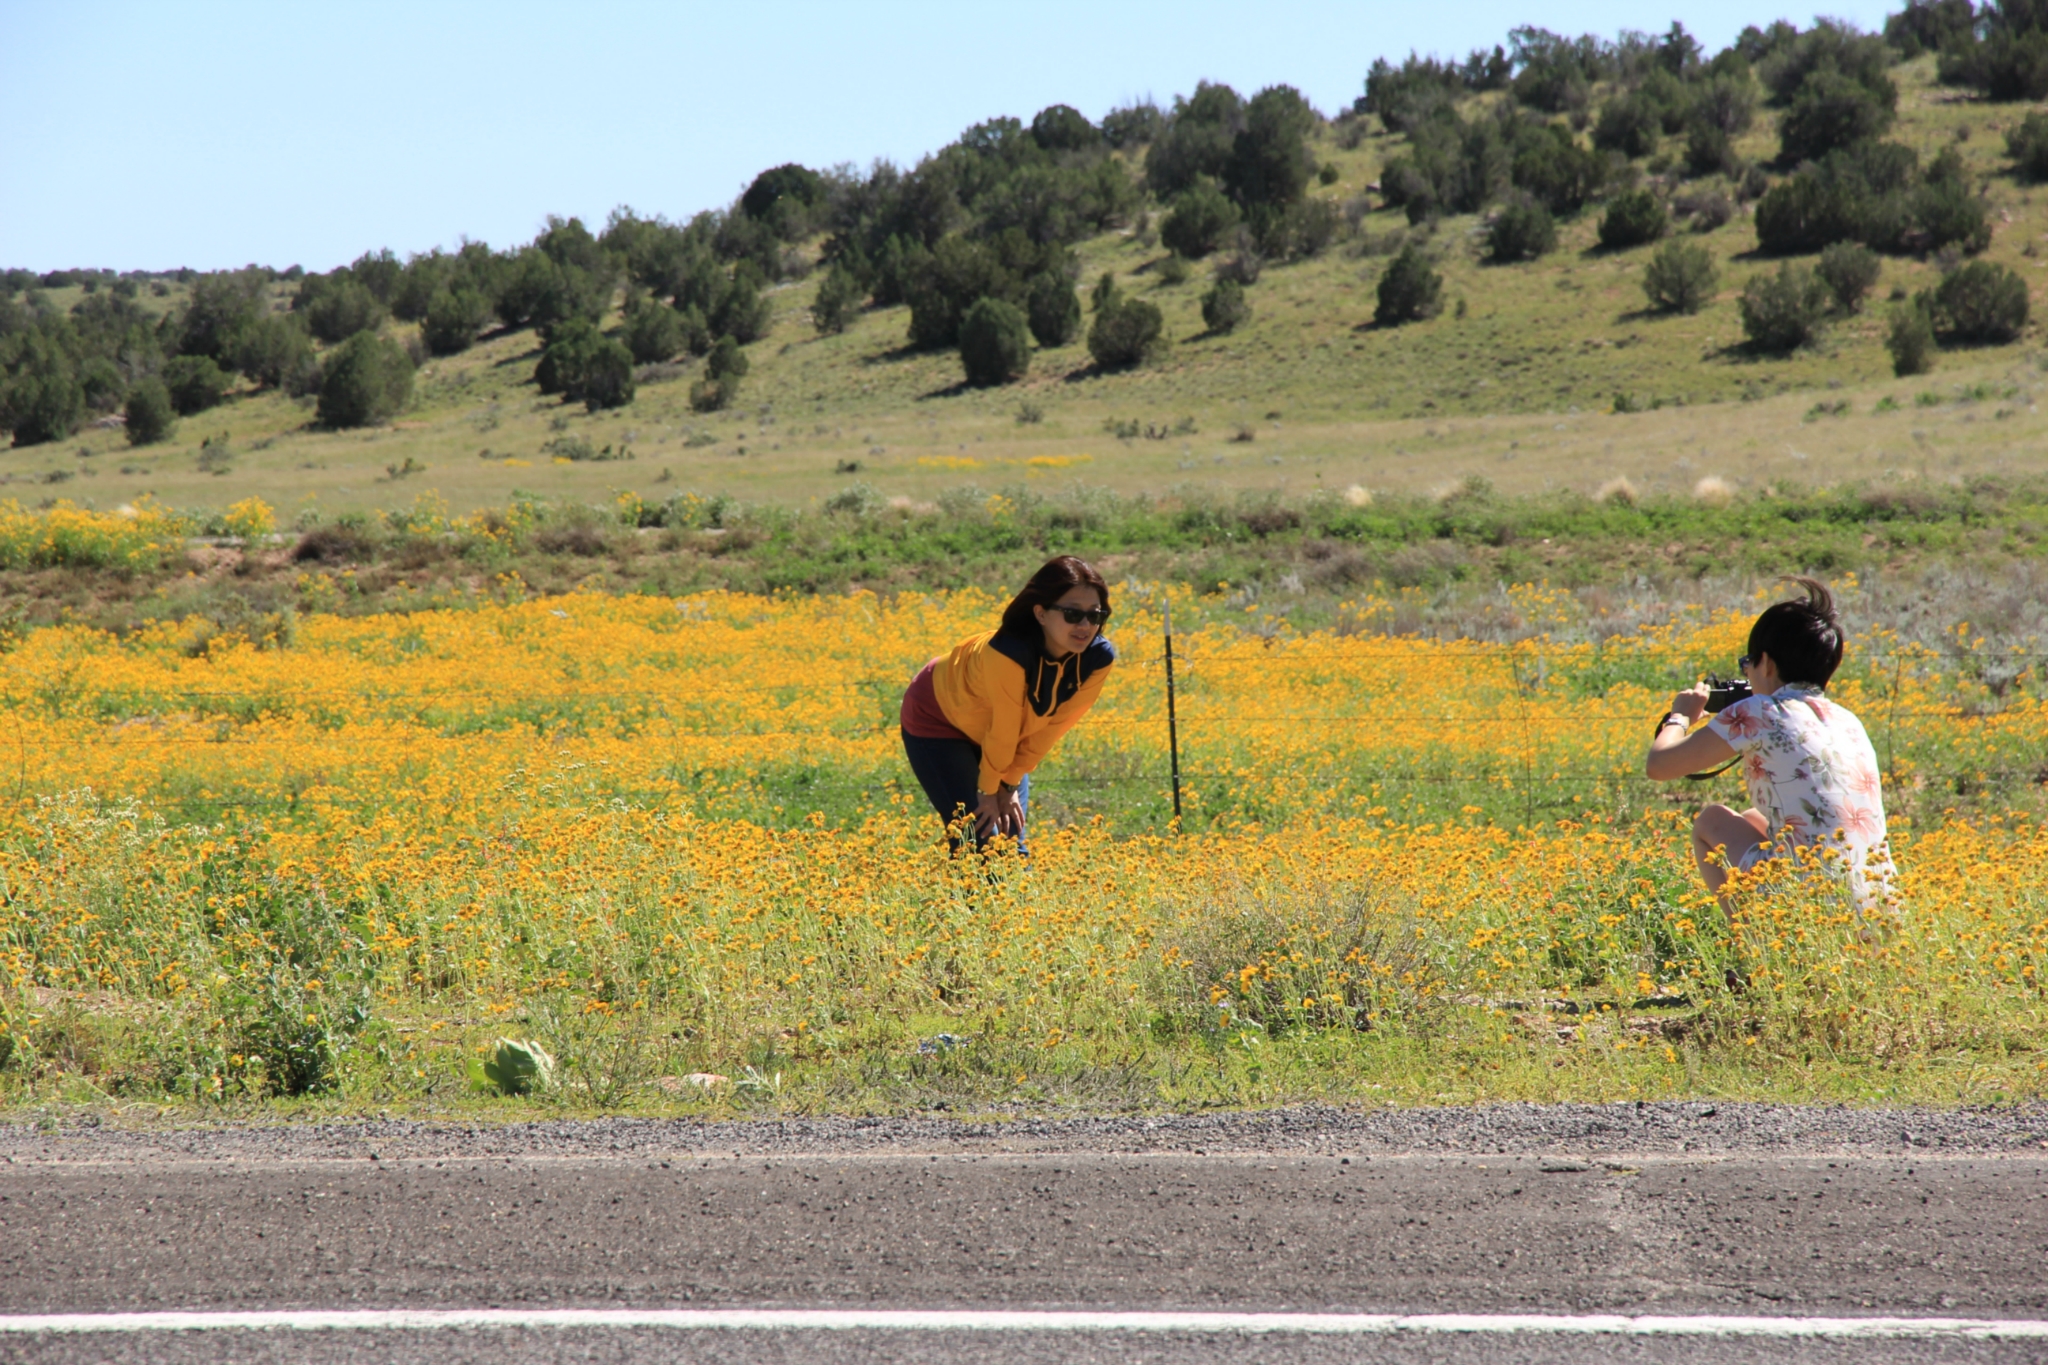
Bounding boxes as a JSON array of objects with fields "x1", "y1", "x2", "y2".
[{"x1": 0, "y1": 0, "x2": 1894, "y2": 273}]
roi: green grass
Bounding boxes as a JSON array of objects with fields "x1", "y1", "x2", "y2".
[{"x1": 10, "y1": 474, "x2": 2045, "y2": 642}]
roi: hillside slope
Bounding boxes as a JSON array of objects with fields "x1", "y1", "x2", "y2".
[{"x1": 5, "y1": 55, "x2": 2046, "y2": 522}]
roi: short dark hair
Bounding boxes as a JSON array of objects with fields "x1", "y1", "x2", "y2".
[
  {"x1": 999, "y1": 555, "x2": 1110, "y2": 639},
  {"x1": 1748, "y1": 575, "x2": 1844, "y2": 687}
]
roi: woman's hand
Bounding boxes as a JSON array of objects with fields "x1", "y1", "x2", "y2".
[
  {"x1": 974, "y1": 786, "x2": 1025, "y2": 840},
  {"x1": 1671, "y1": 681, "x2": 1709, "y2": 723}
]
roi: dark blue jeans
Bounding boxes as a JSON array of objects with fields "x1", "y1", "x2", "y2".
[{"x1": 901, "y1": 732, "x2": 1030, "y2": 854}]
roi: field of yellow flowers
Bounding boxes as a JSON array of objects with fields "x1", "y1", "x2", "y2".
[{"x1": 0, "y1": 561, "x2": 2042, "y2": 1113}]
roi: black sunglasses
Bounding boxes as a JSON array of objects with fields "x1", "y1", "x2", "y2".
[
  {"x1": 1053, "y1": 606, "x2": 1111, "y2": 627},
  {"x1": 1737, "y1": 654, "x2": 1755, "y2": 670}
]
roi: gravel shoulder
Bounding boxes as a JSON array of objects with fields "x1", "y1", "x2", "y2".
[{"x1": 4, "y1": 1102, "x2": 2045, "y2": 1165}]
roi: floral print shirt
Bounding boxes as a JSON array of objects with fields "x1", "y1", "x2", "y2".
[{"x1": 1705, "y1": 683, "x2": 1898, "y2": 913}]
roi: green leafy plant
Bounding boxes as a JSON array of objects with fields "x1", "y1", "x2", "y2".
[
  {"x1": 1598, "y1": 189, "x2": 1668, "y2": 250},
  {"x1": 1925, "y1": 261, "x2": 2030, "y2": 344},
  {"x1": 123, "y1": 378, "x2": 176, "y2": 445},
  {"x1": 1374, "y1": 245, "x2": 1443, "y2": 325},
  {"x1": 474, "y1": 1037, "x2": 556, "y2": 1096},
  {"x1": 1887, "y1": 301, "x2": 1937, "y2": 376},
  {"x1": 1641, "y1": 240, "x2": 1719, "y2": 314},
  {"x1": 1816, "y1": 242, "x2": 1881, "y2": 314},
  {"x1": 1487, "y1": 200, "x2": 1557, "y2": 263},
  {"x1": 1201, "y1": 278, "x2": 1251, "y2": 334},
  {"x1": 1738, "y1": 263, "x2": 1830, "y2": 353},
  {"x1": 957, "y1": 296, "x2": 1032, "y2": 387}
]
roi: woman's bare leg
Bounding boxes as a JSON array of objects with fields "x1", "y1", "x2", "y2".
[{"x1": 1691, "y1": 804, "x2": 1769, "y2": 894}]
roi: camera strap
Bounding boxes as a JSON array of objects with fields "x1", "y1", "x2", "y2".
[{"x1": 1685, "y1": 758, "x2": 1740, "y2": 782}]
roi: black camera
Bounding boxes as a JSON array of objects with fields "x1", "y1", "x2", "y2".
[{"x1": 1703, "y1": 675, "x2": 1752, "y2": 713}]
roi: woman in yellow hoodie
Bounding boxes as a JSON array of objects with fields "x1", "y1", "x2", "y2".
[{"x1": 899, "y1": 555, "x2": 1115, "y2": 852}]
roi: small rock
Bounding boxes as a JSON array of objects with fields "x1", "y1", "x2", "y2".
[{"x1": 653, "y1": 1073, "x2": 729, "y2": 1093}]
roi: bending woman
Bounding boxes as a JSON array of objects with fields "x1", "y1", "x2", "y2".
[{"x1": 899, "y1": 556, "x2": 1116, "y2": 852}]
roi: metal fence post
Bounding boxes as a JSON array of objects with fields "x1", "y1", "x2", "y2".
[{"x1": 1163, "y1": 598, "x2": 1183, "y2": 831}]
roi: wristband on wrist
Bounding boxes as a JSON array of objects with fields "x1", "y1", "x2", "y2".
[{"x1": 1654, "y1": 712, "x2": 1689, "y2": 738}]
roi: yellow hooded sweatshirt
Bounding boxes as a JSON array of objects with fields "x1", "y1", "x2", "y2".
[{"x1": 929, "y1": 628, "x2": 1116, "y2": 795}]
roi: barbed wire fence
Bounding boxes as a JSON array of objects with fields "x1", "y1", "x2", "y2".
[{"x1": 1, "y1": 637, "x2": 2040, "y2": 829}]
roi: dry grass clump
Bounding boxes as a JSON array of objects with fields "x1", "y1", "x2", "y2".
[
  {"x1": 1692, "y1": 475, "x2": 1736, "y2": 507},
  {"x1": 1343, "y1": 484, "x2": 1374, "y2": 507},
  {"x1": 1596, "y1": 476, "x2": 1640, "y2": 506}
]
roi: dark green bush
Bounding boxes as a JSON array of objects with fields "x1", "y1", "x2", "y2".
[
  {"x1": 1593, "y1": 94, "x2": 1662, "y2": 159},
  {"x1": 1641, "y1": 239, "x2": 1719, "y2": 313},
  {"x1": 1374, "y1": 245, "x2": 1443, "y2": 325},
  {"x1": 1201, "y1": 279, "x2": 1251, "y2": 334},
  {"x1": 1030, "y1": 104, "x2": 1100, "y2": 152},
  {"x1": 538, "y1": 318, "x2": 639, "y2": 405},
  {"x1": 1738, "y1": 263, "x2": 1830, "y2": 352},
  {"x1": 304, "y1": 279, "x2": 386, "y2": 344},
  {"x1": 0, "y1": 330, "x2": 83, "y2": 446},
  {"x1": 677, "y1": 304, "x2": 712, "y2": 356},
  {"x1": 1159, "y1": 180, "x2": 1240, "y2": 259},
  {"x1": 712, "y1": 275, "x2": 773, "y2": 344},
  {"x1": 1597, "y1": 189, "x2": 1668, "y2": 249},
  {"x1": 1778, "y1": 71, "x2": 1895, "y2": 164},
  {"x1": 389, "y1": 250, "x2": 449, "y2": 323},
  {"x1": 1941, "y1": 27, "x2": 2048, "y2": 101},
  {"x1": 901, "y1": 232, "x2": 1072, "y2": 350},
  {"x1": 624, "y1": 303, "x2": 685, "y2": 363},
  {"x1": 176, "y1": 272, "x2": 264, "y2": 365},
  {"x1": 811, "y1": 267, "x2": 863, "y2": 335},
  {"x1": 1692, "y1": 72, "x2": 1758, "y2": 136},
  {"x1": 535, "y1": 319, "x2": 600, "y2": 397},
  {"x1": 1101, "y1": 100, "x2": 1164, "y2": 149},
  {"x1": 577, "y1": 337, "x2": 636, "y2": 410},
  {"x1": 958, "y1": 297, "x2": 1032, "y2": 387},
  {"x1": 1144, "y1": 81, "x2": 1244, "y2": 198},
  {"x1": 124, "y1": 378, "x2": 176, "y2": 445},
  {"x1": 1926, "y1": 261, "x2": 2030, "y2": 343},
  {"x1": 1510, "y1": 123, "x2": 1609, "y2": 214},
  {"x1": 2007, "y1": 112, "x2": 2048, "y2": 181},
  {"x1": 706, "y1": 334, "x2": 750, "y2": 382},
  {"x1": 1684, "y1": 123, "x2": 1739, "y2": 177},
  {"x1": 79, "y1": 357, "x2": 124, "y2": 414},
  {"x1": 1086, "y1": 288, "x2": 1165, "y2": 369},
  {"x1": 316, "y1": 332, "x2": 414, "y2": 427},
  {"x1": 1486, "y1": 200, "x2": 1555, "y2": 263},
  {"x1": 1753, "y1": 140, "x2": 1987, "y2": 256},
  {"x1": 740, "y1": 163, "x2": 827, "y2": 236},
  {"x1": 1887, "y1": 0, "x2": 1976, "y2": 59},
  {"x1": 162, "y1": 354, "x2": 229, "y2": 415},
  {"x1": 422, "y1": 288, "x2": 490, "y2": 356},
  {"x1": 689, "y1": 379, "x2": 734, "y2": 412},
  {"x1": 1026, "y1": 272, "x2": 1080, "y2": 346},
  {"x1": 1222, "y1": 84, "x2": 1318, "y2": 209},
  {"x1": 232, "y1": 315, "x2": 314, "y2": 389},
  {"x1": 1815, "y1": 242, "x2": 1881, "y2": 312},
  {"x1": 1886, "y1": 301, "x2": 1936, "y2": 375}
]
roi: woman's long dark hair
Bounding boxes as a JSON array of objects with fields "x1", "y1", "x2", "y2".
[{"x1": 998, "y1": 556, "x2": 1110, "y2": 639}]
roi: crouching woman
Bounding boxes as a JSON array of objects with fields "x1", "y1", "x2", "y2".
[
  {"x1": 898, "y1": 555, "x2": 1116, "y2": 852},
  {"x1": 1645, "y1": 576, "x2": 1897, "y2": 916}
]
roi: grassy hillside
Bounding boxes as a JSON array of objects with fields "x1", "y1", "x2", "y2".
[{"x1": 9, "y1": 55, "x2": 2047, "y2": 527}]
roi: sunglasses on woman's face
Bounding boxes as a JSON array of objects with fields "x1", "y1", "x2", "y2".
[{"x1": 1054, "y1": 606, "x2": 1111, "y2": 627}]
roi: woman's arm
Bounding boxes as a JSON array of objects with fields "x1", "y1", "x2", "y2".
[
  {"x1": 975, "y1": 655, "x2": 1027, "y2": 795},
  {"x1": 1645, "y1": 682, "x2": 1736, "y2": 781},
  {"x1": 1001, "y1": 665, "x2": 1110, "y2": 786}
]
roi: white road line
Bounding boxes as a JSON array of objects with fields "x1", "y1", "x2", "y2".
[{"x1": 1, "y1": 1310, "x2": 2045, "y2": 1338}]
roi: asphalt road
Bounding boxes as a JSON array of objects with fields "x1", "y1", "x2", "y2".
[{"x1": 3, "y1": 1105, "x2": 2045, "y2": 1364}]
